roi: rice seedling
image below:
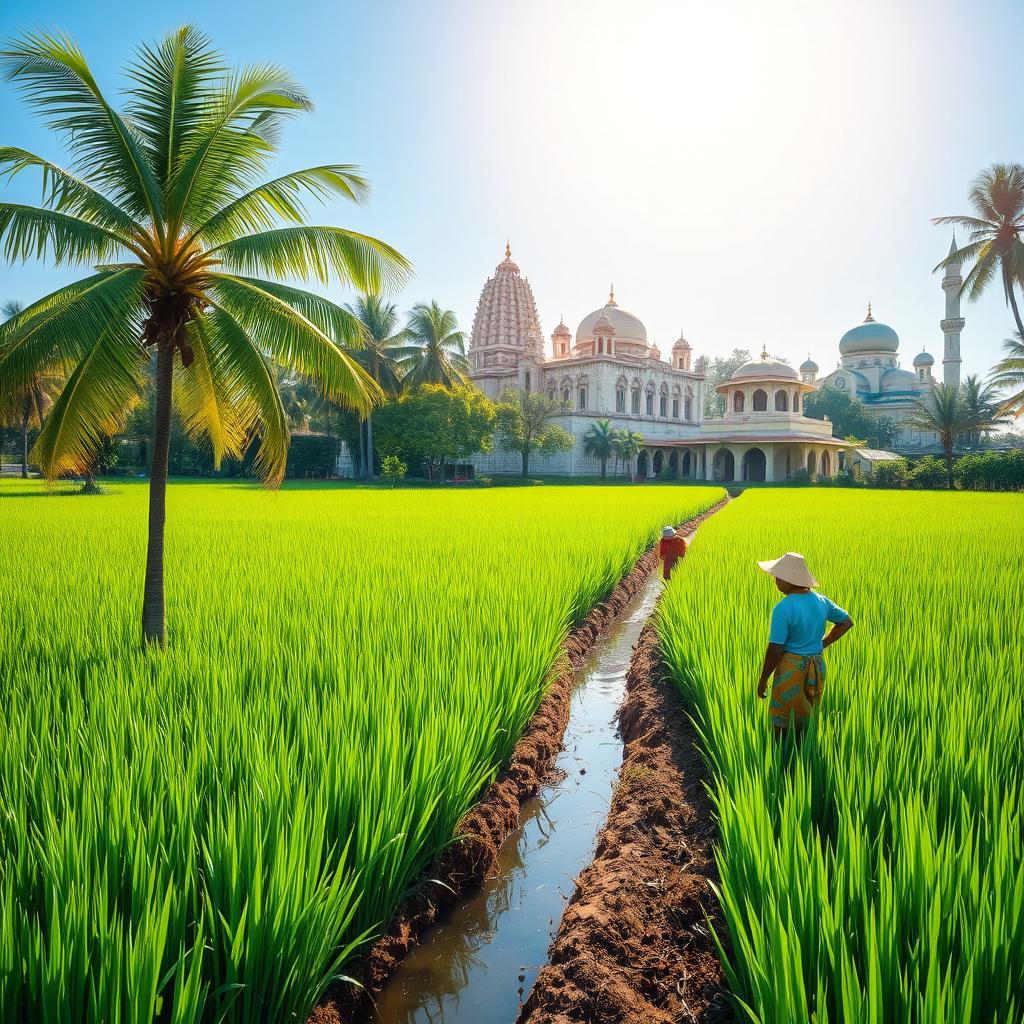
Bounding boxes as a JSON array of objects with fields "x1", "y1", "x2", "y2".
[
  {"x1": 0, "y1": 478, "x2": 722, "y2": 1023},
  {"x1": 658, "y1": 490, "x2": 1024, "y2": 1023}
]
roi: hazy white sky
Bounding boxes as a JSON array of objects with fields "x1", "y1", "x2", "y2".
[{"x1": 2, "y1": 0, "x2": 1021, "y2": 381}]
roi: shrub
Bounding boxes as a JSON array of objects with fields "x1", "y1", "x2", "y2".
[
  {"x1": 908, "y1": 456, "x2": 947, "y2": 489},
  {"x1": 870, "y1": 458, "x2": 909, "y2": 489},
  {"x1": 380, "y1": 456, "x2": 407, "y2": 487},
  {"x1": 954, "y1": 449, "x2": 1024, "y2": 491}
]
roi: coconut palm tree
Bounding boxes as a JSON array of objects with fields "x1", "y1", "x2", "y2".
[
  {"x1": 909, "y1": 383, "x2": 991, "y2": 489},
  {"x1": 345, "y1": 293, "x2": 408, "y2": 480},
  {"x1": 0, "y1": 300, "x2": 63, "y2": 477},
  {"x1": 399, "y1": 301, "x2": 470, "y2": 388},
  {"x1": 583, "y1": 418, "x2": 616, "y2": 480},
  {"x1": 612, "y1": 429, "x2": 643, "y2": 482},
  {"x1": 934, "y1": 164, "x2": 1024, "y2": 336},
  {"x1": 0, "y1": 27, "x2": 409, "y2": 645},
  {"x1": 990, "y1": 332, "x2": 1024, "y2": 419},
  {"x1": 960, "y1": 374, "x2": 1005, "y2": 446}
]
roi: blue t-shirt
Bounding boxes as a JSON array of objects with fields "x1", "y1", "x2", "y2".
[{"x1": 768, "y1": 592, "x2": 849, "y2": 655}]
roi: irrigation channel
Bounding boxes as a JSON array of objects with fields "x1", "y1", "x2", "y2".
[{"x1": 365, "y1": 569, "x2": 666, "y2": 1023}]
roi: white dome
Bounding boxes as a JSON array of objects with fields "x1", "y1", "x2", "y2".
[
  {"x1": 880, "y1": 367, "x2": 919, "y2": 392},
  {"x1": 576, "y1": 292, "x2": 647, "y2": 345},
  {"x1": 913, "y1": 350, "x2": 934, "y2": 366},
  {"x1": 729, "y1": 353, "x2": 799, "y2": 382}
]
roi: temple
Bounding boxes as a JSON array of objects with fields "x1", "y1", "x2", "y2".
[{"x1": 466, "y1": 240, "x2": 961, "y2": 479}]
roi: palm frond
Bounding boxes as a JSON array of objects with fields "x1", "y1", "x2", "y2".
[
  {"x1": 194, "y1": 165, "x2": 370, "y2": 245},
  {"x1": 0, "y1": 204, "x2": 137, "y2": 264},
  {"x1": 31, "y1": 323, "x2": 147, "y2": 477},
  {"x1": 960, "y1": 246, "x2": 999, "y2": 303},
  {"x1": 209, "y1": 274, "x2": 381, "y2": 414},
  {"x1": 1, "y1": 30, "x2": 163, "y2": 224},
  {"x1": 125, "y1": 26, "x2": 224, "y2": 187},
  {"x1": 209, "y1": 225, "x2": 410, "y2": 291},
  {"x1": 0, "y1": 147, "x2": 143, "y2": 237}
]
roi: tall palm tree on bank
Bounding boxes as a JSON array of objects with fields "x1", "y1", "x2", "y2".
[
  {"x1": 990, "y1": 332, "x2": 1024, "y2": 419},
  {"x1": 613, "y1": 429, "x2": 643, "y2": 482},
  {"x1": 934, "y1": 164, "x2": 1024, "y2": 336},
  {"x1": 909, "y1": 383, "x2": 991, "y2": 490},
  {"x1": 960, "y1": 374, "x2": 1005, "y2": 446},
  {"x1": 346, "y1": 293, "x2": 407, "y2": 480},
  {"x1": 583, "y1": 418, "x2": 615, "y2": 480},
  {"x1": 0, "y1": 300, "x2": 62, "y2": 477},
  {"x1": 0, "y1": 27, "x2": 408, "y2": 645},
  {"x1": 399, "y1": 301, "x2": 470, "y2": 388}
]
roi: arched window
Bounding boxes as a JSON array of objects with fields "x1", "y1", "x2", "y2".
[
  {"x1": 560, "y1": 342, "x2": 567, "y2": 355},
  {"x1": 597, "y1": 337, "x2": 604, "y2": 354},
  {"x1": 752, "y1": 388, "x2": 768, "y2": 411},
  {"x1": 659, "y1": 393, "x2": 667, "y2": 417},
  {"x1": 616, "y1": 386, "x2": 626, "y2": 412},
  {"x1": 684, "y1": 395, "x2": 692, "y2": 420},
  {"x1": 794, "y1": 392, "x2": 801, "y2": 412},
  {"x1": 547, "y1": 385, "x2": 555, "y2": 401},
  {"x1": 671, "y1": 397, "x2": 680, "y2": 418},
  {"x1": 631, "y1": 387, "x2": 641, "y2": 414},
  {"x1": 774, "y1": 389, "x2": 788, "y2": 412},
  {"x1": 578, "y1": 386, "x2": 587, "y2": 410},
  {"x1": 561, "y1": 386, "x2": 570, "y2": 405},
  {"x1": 646, "y1": 390, "x2": 654, "y2": 415},
  {"x1": 733, "y1": 390, "x2": 745, "y2": 413},
  {"x1": 525, "y1": 371, "x2": 531, "y2": 393}
]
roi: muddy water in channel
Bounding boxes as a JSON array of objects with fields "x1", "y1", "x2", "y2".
[{"x1": 365, "y1": 571, "x2": 664, "y2": 1024}]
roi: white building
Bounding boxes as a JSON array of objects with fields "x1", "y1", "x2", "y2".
[{"x1": 468, "y1": 244, "x2": 847, "y2": 481}]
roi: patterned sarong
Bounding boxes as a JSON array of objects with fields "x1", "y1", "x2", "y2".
[{"x1": 769, "y1": 652, "x2": 825, "y2": 731}]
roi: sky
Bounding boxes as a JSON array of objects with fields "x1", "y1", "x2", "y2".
[{"x1": 2, "y1": 0, "x2": 1022, "y2": 381}]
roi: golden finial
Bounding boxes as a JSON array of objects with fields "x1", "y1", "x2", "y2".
[
  {"x1": 608, "y1": 282, "x2": 616, "y2": 305},
  {"x1": 505, "y1": 239, "x2": 511, "y2": 259},
  {"x1": 760, "y1": 345, "x2": 769, "y2": 360},
  {"x1": 865, "y1": 301, "x2": 874, "y2": 322}
]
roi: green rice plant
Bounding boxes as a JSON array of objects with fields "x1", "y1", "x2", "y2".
[
  {"x1": 658, "y1": 490, "x2": 1024, "y2": 1023},
  {"x1": 0, "y1": 478, "x2": 722, "y2": 1023}
]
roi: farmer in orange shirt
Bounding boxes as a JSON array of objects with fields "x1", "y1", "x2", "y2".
[{"x1": 659, "y1": 526, "x2": 687, "y2": 580}]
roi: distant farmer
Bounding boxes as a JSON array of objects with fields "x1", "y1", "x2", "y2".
[
  {"x1": 755, "y1": 552, "x2": 853, "y2": 734},
  {"x1": 659, "y1": 526, "x2": 687, "y2": 580}
]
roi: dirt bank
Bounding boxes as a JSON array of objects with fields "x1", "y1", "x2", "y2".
[
  {"x1": 310, "y1": 499, "x2": 726, "y2": 1024},
  {"x1": 517, "y1": 622, "x2": 733, "y2": 1024}
]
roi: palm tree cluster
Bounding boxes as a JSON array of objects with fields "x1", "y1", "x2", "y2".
[{"x1": 583, "y1": 419, "x2": 645, "y2": 481}]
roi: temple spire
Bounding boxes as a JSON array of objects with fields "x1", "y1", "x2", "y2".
[
  {"x1": 607, "y1": 283, "x2": 617, "y2": 306},
  {"x1": 865, "y1": 301, "x2": 874, "y2": 322},
  {"x1": 505, "y1": 239, "x2": 511, "y2": 259}
]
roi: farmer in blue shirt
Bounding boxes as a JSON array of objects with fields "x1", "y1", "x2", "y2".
[{"x1": 755, "y1": 552, "x2": 854, "y2": 734}]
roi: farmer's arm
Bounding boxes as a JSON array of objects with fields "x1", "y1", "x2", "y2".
[
  {"x1": 823, "y1": 617, "x2": 854, "y2": 649},
  {"x1": 757, "y1": 643, "x2": 785, "y2": 699}
]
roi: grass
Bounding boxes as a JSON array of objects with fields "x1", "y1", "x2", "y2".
[
  {"x1": 0, "y1": 478, "x2": 723, "y2": 1023},
  {"x1": 658, "y1": 490, "x2": 1024, "y2": 1023}
]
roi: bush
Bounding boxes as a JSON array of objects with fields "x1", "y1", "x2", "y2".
[
  {"x1": 380, "y1": 455, "x2": 407, "y2": 487},
  {"x1": 908, "y1": 456, "x2": 948, "y2": 489},
  {"x1": 954, "y1": 449, "x2": 1024, "y2": 491},
  {"x1": 871, "y1": 458, "x2": 909, "y2": 489},
  {"x1": 285, "y1": 434, "x2": 340, "y2": 479},
  {"x1": 786, "y1": 468, "x2": 812, "y2": 486}
]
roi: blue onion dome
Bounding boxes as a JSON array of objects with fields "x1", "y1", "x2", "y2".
[
  {"x1": 913, "y1": 349, "x2": 934, "y2": 366},
  {"x1": 840, "y1": 303, "x2": 899, "y2": 356},
  {"x1": 799, "y1": 355, "x2": 819, "y2": 372}
]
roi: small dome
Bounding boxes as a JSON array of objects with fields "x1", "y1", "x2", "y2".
[
  {"x1": 576, "y1": 286, "x2": 647, "y2": 345},
  {"x1": 552, "y1": 318, "x2": 571, "y2": 338},
  {"x1": 593, "y1": 310, "x2": 615, "y2": 334},
  {"x1": 672, "y1": 331, "x2": 691, "y2": 350},
  {"x1": 800, "y1": 356, "x2": 819, "y2": 372},
  {"x1": 880, "y1": 367, "x2": 919, "y2": 392},
  {"x1": 729, "y1": 348, "x2": 799, "y2": 382},
  {"x1": 840, "y1": 303, "x2": 899, "y2": 356},
  {"x1": 913, "y1": 349, "x2": 934, "y2": 366}
]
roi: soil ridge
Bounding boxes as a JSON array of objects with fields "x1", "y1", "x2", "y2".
[{"x1": 310, "y1": 498, "x2": 726, "y2": 1024}]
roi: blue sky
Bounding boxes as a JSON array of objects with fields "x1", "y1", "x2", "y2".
[{"x1": 2, "y1": 0, "x2": 1022, "y2": 384}]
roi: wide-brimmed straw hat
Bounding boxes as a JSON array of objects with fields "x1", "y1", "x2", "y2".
[
  {"x1": 756, "y1": 552, "x2": 818, "y2": 589},
  {"x1": 661, "y1": 526, "x2": 676, "y2": 539}
]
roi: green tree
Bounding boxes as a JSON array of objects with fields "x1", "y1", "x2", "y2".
[
  {"x1": 960, "y1": 373, "x2": 1004, "y2": 446},
  {"x1": 612, "y1": 428, "x2": 643, "y2": 481},
  {"x1": 399, "y1": 301, "x2": 470, "y2": 389},
  {"x1": 804, "y1": 384, "x2": 897, "y2": 450},
  {"x1": 990, "y1": 332, "x2": 1024, "y2": 418},
  {"x1": 694, "y1": 348, "x2": 750, "y2": 418},
  {"x1": 375, "y1": 383, "x2": 494, "y2": 479},
  {"x1": 346, "y1": 293, "x2": 408, "y2": 480},
  {"x1": 0, "y1": 300, "x2": 63, "y2": 477},
  {"x1": 495, "y1": 388, "x2": 574, "y2": 477},
  {"x1": 379, "y1": 454, "x2": 406, "y2": 487},
  {"x1": 908, "y1": 383, "x2": 991, "y2": 490},
  {"x1": 934, "y1": 164, "x2": 1024, "y2": 336},
  {"x1": 0, "y1": 28, "x2": 408, "y2": 645},
  {"x1": 583, "y1": 418, "x2": 616, "y2": 480}
]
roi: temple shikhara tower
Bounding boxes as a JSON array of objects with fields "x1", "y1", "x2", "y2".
[{"x1": 464, "y1": 238, "x2": 964, "y2": 478}]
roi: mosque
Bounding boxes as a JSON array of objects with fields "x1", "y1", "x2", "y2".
[{"x1": 466, "y1": 240, "x2": 963, "y2": 480}]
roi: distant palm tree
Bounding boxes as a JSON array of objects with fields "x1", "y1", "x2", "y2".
[
  {"x1": 583, "y1": 419, "x2": 616, "y2": 480},
  {"x1": 0, "y1": 27, "x2": 409, "y2": 645},
  {"x1": 613, "y1": 429, "x2": 643, "y2": 482},
  {"x1": 934, "y1": 164, "x2": 1024, "y2": 335},
  {"x1": 960, "y1": 374, "x2": 1005, "y2": 446},
  {"x1": 399, "y1": 302, "x2": 470, "y2": 388},
  {"x1": 990, "y1": 332, "x2": 1024, "y2": 418},
  {"x1": 909, "y1": 383, "x2": 991, "y2": 489},
  {"x1": 346, "y1": 294, "x2": 408, "y2": 479},
  {"x1": 0, "y1": 300, "x2": 63, "y2": 477}
]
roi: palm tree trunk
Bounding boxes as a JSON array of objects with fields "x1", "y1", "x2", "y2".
[
  {"x1": 365, "y1": 413, "x2": 374, "y2": 482},
  {"x1": 20, "y1": 414, "x2": 28, "y2": 479},
  {"x1": 1008, "y1": 284, "x2": 1024, "y2": 338},
  {"x1": 358, "y1": 418, "x2": 367, "y2": 478},
  {"x1": 142, "y1": 342, "x2": 174, "y2": 647},
  {"x1": 944, "y1": 441, "x2": 954, "y2": 491},
  {"x1": 600, "y1": 458, "x2": 607, "y2": 481}
]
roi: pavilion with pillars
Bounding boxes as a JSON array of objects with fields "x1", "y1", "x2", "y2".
[{"x1": 633, "y1": 350, "x2": 850, "y2": 482}]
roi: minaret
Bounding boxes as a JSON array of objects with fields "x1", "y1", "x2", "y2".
[{"x1": 941, "y1": 233, "x2": 965, "y2": 388}]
